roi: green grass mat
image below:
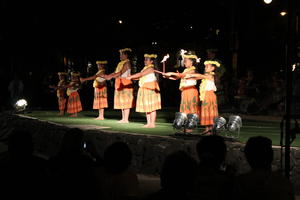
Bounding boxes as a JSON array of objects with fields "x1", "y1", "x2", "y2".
[{"x1": 24, "y1": 110, "x2": 300, "y2": 147}]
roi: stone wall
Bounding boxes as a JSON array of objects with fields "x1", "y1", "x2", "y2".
[{"x1": 0, "y1": 113, "x2": 299, "y2": 192}]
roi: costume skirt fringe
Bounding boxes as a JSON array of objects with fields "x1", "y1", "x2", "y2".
[
  {"x1": 179, "y1": 86, "x2": 201, "y2": 116},
  {"x1": 201, "y1": 91, "x2": 218, "y2": 125},
  {"x1": 136, "y1": 83, "x2": 161, "y2": 113},
  {"x1": 93, "y1": 87, "x2": 108, "y2": 109},
  {"x1": 67, "y1": 92, "x2": 82, "y2": 114}
]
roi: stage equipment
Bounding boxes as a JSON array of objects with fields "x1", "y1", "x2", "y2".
[
  {"x1": 212, "y1": 116, "x2": 227, "y2": 134},
  {"x1": 185, "y1": 113, "x2": 199, "y2": 130},
  {"x1": 226, "y1": 115, "x2": 242, "y2": 138},
  {"x1": 173, "y1": 112, "x2": 187, "y2": 130},
  {"x1": 15, "y1": 99, "x2": 28, "y2": 112}
]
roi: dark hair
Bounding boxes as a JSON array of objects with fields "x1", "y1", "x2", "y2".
[
  {"x1": 160, "y1": 150, "x2": 197, "y2": 191},
  {"x1": 196, "y1": 135, "x2": 227, "y2": 168},
  {"x1": 244, "y1": 136, "x2": 273, "y2": 170},
  {"x1": 104, "y1": 141, "x2": 132, "y2": 174}
]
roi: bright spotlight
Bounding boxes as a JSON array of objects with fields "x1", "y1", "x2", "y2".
[
  {"x1": 263, "y1": 0, "x2": 272, "y2": 4},
  {"x1": 15, "y1": 99, "x2": 28, "y2": 112},
  {"x1": 280, "y1": 11, "x2": 287, "y2": 16},
  {"x1": 212, "y1": 116, "x2": 227, "y2": 134},
  {"x1": 118, "y1": 20, "x2": 123, "y2": 24}
]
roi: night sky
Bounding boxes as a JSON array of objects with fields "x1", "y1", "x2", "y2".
[{"x1": 0, "y1": 0, "x2": 299, "y2": 109}]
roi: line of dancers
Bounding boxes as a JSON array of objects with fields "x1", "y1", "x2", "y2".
[{"x1": 51, "y1": 48, "x2": 221, "y2": 134}]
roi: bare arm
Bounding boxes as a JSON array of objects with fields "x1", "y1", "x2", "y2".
[
  {"x1": 163, "y1": 72, "x2": 181, "y2": 80},
  {"x1": 127, "y1": 68, "x2": 154, "y2": 80},
  {"x1": 80, "y1": 75, "x2": 97, "y2": 83},
  {"x1": 185, "y1": 73, "x2": 212, "y2": 80},
  {"x1": 104, "y1": 61, "x2": 131, "y2": 80}
]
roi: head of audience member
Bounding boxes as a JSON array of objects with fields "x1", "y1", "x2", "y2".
[
  {"x1": 196, "y1": 135, "x2": 227, "y2": 169},
  {"x1": 104, "y1": 141, "x2": 132, "y2": 174},
  {"x1": 244, "y1": 136, "x2": 273, "y2": 170},
  {"x1": 8, "y1": 129, "x2": 34, "y2": 159},
  {"x1": 160, "y1": 150, "x2": 197, "y2": 192},
  {"x1": 59, "y1": 128, "x2": 85, "y2": 156}
]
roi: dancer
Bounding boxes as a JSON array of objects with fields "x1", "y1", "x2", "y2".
[
  {"x1": 80, "y1": 61, "x2": 108, "y2": 120},
  {"x1": 49, "y1": 72, "x2": 68, "y2": 116},
  {"x1": 103, "y1": 48, "x2": 135, "y2": 123},
  {"x1": 185, "y1": 60, "x2": 220, "y2": 134},
  {"x1": 66, "y1": 72, "x2": 82, "y2": 117},
  {"x1": 163, "y1": 53, "x2": 200, "y2": 133},
  {"x1": 126, "y1": 54, "x2": 161, "y2": 128}
]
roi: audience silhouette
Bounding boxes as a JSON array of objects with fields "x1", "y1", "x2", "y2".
[
  {"x1": 234, "y1": 136, "x2": 295, "y2": 200},
  {"x1": 100, "y1": 141, "x2": 139, "y2": 200},
  {"x1": 0, "y1": 129, "x2": 48, "y2": 199},
  {"x1": 191, "y1": 135, "x2": 234, "y2": 200},
  {"x1": 146, "y1": 150, "x2": 197, "y2": 200}
]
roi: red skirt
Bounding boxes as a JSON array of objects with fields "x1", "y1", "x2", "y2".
[
  {"x1": 67, "y1": 91, "x2": 82, "y2": 114},
  {"x1": 200, "y1": 91, "x2": 218, "y2": 125}
]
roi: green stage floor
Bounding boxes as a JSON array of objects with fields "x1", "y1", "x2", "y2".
[{"x1": 25, "y1": 109, "x2": 300, "y2": 147}]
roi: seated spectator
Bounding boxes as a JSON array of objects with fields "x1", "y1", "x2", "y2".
[
  {"x1": 191, "y1": 135, "x2": 235, "y2": 200},
  {"x1": 0, "y1": 129, "x2": 48, "y2": 199},
  {"x1": 146, "y1": 150, "x2": 197, "y2": 200},
  {"x1": 47, "y1": 128, "x2": 98, "y2": 199},
  {"x1": 234, "y1": 136, "x2": 295, "y2": 200},
  {"x1": 100, "y1": 141, "x2": 139, "y2": 200}
]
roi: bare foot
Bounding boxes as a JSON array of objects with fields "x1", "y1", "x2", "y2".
[
  {"x1": 94, "y1": 117, "x2": 104, "y2": 120},
  {"x1": 69, "y1": 114, "x2": 77, "y2": 117},
  {"x1": 147, "y1": 125, "x2": 156, "y2": 128},
  {"x1": 143, "y1": 124, "x2": 150, "y2": 128},
  {"x1": 117, "y1": 120, "x2": 124, "y2": 123},
  {"x1": 185, "y1": 129, "x2": 193, "y2": 133}
]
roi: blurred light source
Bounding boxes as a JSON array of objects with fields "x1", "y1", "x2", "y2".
[
  {"x1": 212, "y1": 116, "x2": 227, "y2": 134},
  {"x1": 263, "y1": 0, "x2": 272, "y2": 4},
  {"x1": 118, "y1": 20, "x2": 123, "y2": 24},
  {"x1": 280, "y1": 11, "x2": 287, "y2": 16},
  {"x1": 186, "y1": 114, "x2": 199, "y2": 130},
  {"x1": 173, "y1": 112, "x2": 187, "y2": 130},
  {"x1": 15, "y1": 99, "x2": 28, "y2": 112}
]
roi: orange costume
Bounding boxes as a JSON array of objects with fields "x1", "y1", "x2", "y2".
[
  {"x1": 56, "y1": 72, "x2": 67, "y2": 112},
  {"x1": 67, "y1": 72, "x2": 82, "y2": 114},
  {"x1": 114, "y1": 59, "x2": 135, "y2": 109},
  {"x1": 199, "y1": 72, "x2": 218, "y2": 125},
  {"x1": 136, "y1": 64, "x2": 161, "y2": 112},
  {"x1": 179, "y1": 66, "x2": 201, "y2": 116},
  {"x1": 93, "y1": 62, "x2": 108, "y2": 109}
]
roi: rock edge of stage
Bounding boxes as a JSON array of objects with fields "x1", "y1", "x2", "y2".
[{"x1": 0, "y1": 113, "x2": 300, "y2": 192}]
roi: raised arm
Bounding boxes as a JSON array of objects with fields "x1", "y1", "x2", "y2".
[
  {"x1": 126, "y1": 67, "x2": 154, "y2": 80},
  {"x1": 104, "y1": 61, "x2": 131, "y2": 80},
  {"x1": 185, "y1": 73, "x2": 211, "y2": 80},
  {"x1": 163, "y1": 71, "x2": 182, "y2": 80},
  {"x1": 80, "y1": 75, "x2": 97, "y2": 83}
]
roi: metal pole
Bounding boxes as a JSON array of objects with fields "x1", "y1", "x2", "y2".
[{"x1": 285, "y1": 0, "x2": 294, "y2": 179}]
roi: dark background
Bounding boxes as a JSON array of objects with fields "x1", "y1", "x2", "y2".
[{"x1": 0, "y1": 0, "x2": 299, "y2": 110}]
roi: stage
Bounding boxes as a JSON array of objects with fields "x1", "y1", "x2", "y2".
[
  {"x1": 0, "y1": 110, "x2": 299, "y2": 192},
  {"x1": 23, "y1": 109, "x2": 300, "y2": 147}
]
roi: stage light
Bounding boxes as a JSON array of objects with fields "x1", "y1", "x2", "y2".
[
  {"x1": 227, "y1": 115, "x2": 242, "y2": 138},
  {"x1": 15, "y1": 99, "x2": 28, "y2": 112},
  {"x1": 173, "y1": 112, "x2": 187, "y2": 130},
  {"x1": 280, "y1": 11, "x2": 287, "y2": 16},
  {"x1": 118, "y1": 20, "x2": 123, "y2": 24},
  {"x1": 212, "y1": 116, "x2": 227, "y2": 134},
  {"x1": 263, "y1": 0, "x2": 272, "y2": 4},
  {"x1": 185, "y1": 113, "x2": 199, "y2": 130}
]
